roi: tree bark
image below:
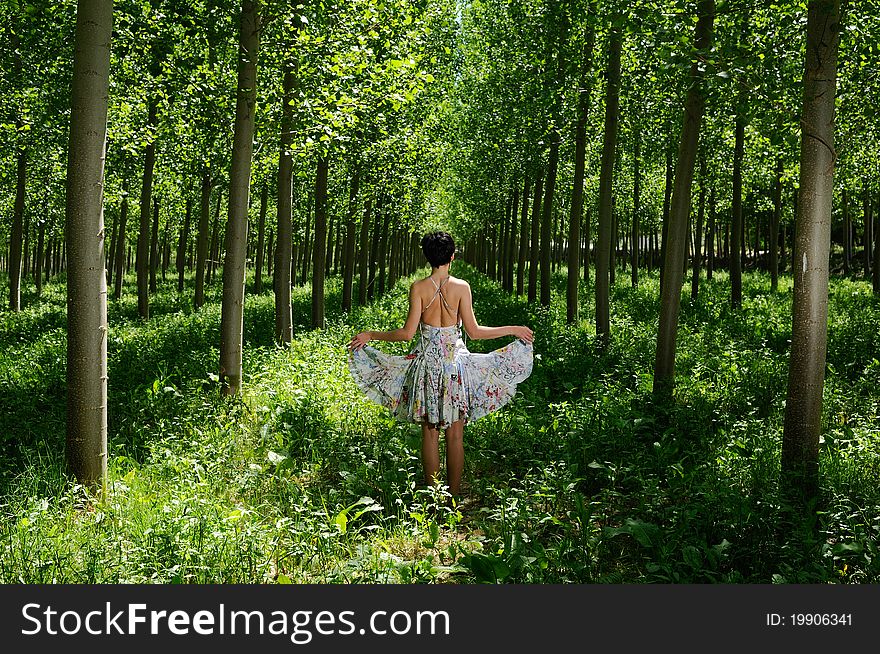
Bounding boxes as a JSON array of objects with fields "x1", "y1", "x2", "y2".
[
  {"x1": 342, "y1": 168, "x2": 360, "y2": 312},
  {"x1": 113, "y1": 190, "x2": 129, "y2": 300},
  {"x1": 311, "y1": 156, "x2": 329, "y2": 328},
  {"x1": 274, "y1": 64, "x2": 296, "y2": 343},
  {"x1": 207, "y1": 189, "x2": 222, "y2": 285},
  {"x1": 194, "y1": 169, "x2": 211, "y2": 308},
  {"x1": 631, "y1": 125, "x2": 641, "y2": 288},
  {"x1": 770, "y1": 157, "x2": 782, "y2": 291},
  {"x1": 219, "y1": 0, "x2": 260, "y2": 395},
  {"x1": 9, "y1": 148, "x2": 26, "y2": 311},
  {"x1": 176, "y1": 195, "x2": 192, "y2": 292},
  {"x1": 730, "y1": 106, "x2": 745, "y2": 308},
  {"x1": 65, "y1": 0, "x2": 112, "y2": 488},
  {"x1": 528, "y1": 171, "x2": 544, "y2": 304},
  {"x1": 595, "y1": 27, "x2": 622, "y2": 343},
  {"x1": 782, "y1": 0, "x2": 841, "y2": 499},
  {"x1": 254, "y1": 182, "x2": 268, "y2": 294},
  {"x1": 691, "y1": 154, "x2": 706, "y2": 300},
  {"x1": 517, "y1": 176, "x2": 530, "y2": 296},
  {"x1": 842, "y1": 188, "x2": 850, "y2": 276},
  {"x1": 358, "y1": 196, "x2": 372, "y2": 306},
  {"x1": 707, "y1": 188, "x2": 715, "y2": 280},
  {"x1": 653, "y1": 0, "x2": 714, "y2": 396},
  {"x1": 149, "y1": 197, "x2": 160, "y2": 293},
  {"x1": 35, "y1": 220, "x2": 46, "y2": 296},
  {"x1": 659, "y1": 148, "x2": 673, "y2": 294},
  {"x1": 136, "y1": 98, "x2": 158, "y2": 319}
]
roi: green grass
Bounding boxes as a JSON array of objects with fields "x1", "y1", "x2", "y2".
[{"x1": 1, "y1": 262, "x2": 879, "y2": 583}]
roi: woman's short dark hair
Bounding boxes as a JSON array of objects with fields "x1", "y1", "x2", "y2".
[{"x1": 421, "y1": 231, "x2": 455, "y2": 268}]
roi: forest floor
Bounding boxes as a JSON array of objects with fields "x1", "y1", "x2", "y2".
[{"x1": 1, "y1": 263, "x2": 879, "y2": 583}]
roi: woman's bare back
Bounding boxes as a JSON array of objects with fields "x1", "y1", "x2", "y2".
[{"x1": 415, "y1": 275, "x2": 465, "y2": 328}]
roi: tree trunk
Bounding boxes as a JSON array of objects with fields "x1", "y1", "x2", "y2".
[
  {"x1": 631, "y1": 125, "x2": 641, "y2": 288},
  {"x1": 194, "y1": 169, "x2": 211, "y2": 308},
  {"x1": 770, "y1": 157, "x2": 782, "y2": 291},
  {"x1": 842, "y1": 188, "x2": 850, "y2": 276},
  {"x1": 275, "y1": 64, "x2": 296, "y2": 343},
  {"x1": 659, "y1": 148, "x2": 673, "y2": 294},
  {"x1": 149, "y1": 197, "x2": 160, "y2": 293},
  {"x1": 873, "y1": 192, "x2": 880, "y2": 294},
  {"x1": 35, "y1": 220, "x2": 46, "y2": 296},
  {"x1": 175, "y1": 196, "x2": 191, "y2": 293},
  {"x1": 207, "y1": 189, "x2": 222, "y2": 285},
  {"x1": 863, "y1": 188, "x2": 872, "y2": 278},
  {"x1": 367, "y1": 196, "x2": 381, "y2": 301},
  {"x1": 517, "y1": 176, "x2": 530, "y2": 296},
  {"x1": 730, "y1": 106, "x2": 745, "y2": 308},
  {"x1": 65, "y1": 0, "x2": 112, "y2": 488},
  {"x1": 311, "y1": 156, "x2": 329, "y2": 328},
  {"x1": 136, "y1": 98, "x2": 158, "y2": 319},
  {"x1": 342, "y1": 169, "x2": 360, "y2": 312},
  {"x1": 782, "y1": 0, "x2": 841, "y2": 499},
  {"x1": 528, "y1": 171, "x2": 544, "y2": 303},
  {"x1": 219, "y1": 0, "x2": 260, "y2": 395},
  {"x1": 358, "y1": 197, "x2": 372, "y2": 306},
  {"x1": 653, "y1": 0, "x2": 714, "y2": 396},
  {"x1": 691, "y1": 154, "x2": 706, "y2": 300},
  {"x1": 113, "y1": 191, "x2": 129, "y2": 300},
  {"x1": 377, "y1": 201, "x2": 390, "y2": 295},
  {"x1": 707, "y1": 188, "x2": 716, "y2": 280},
  {"x1": 595, "y1": 27, "x2": 622, "y2": 343},
  {"x1": 9, "y1": 148, "x2": 26, "y2": 311},
  {"x1": 254, "y1": 182, "x2": 268, "y2": 294}
]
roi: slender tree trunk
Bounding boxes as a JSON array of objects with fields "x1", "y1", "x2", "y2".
[
  {"x1": 517, "y1": 176, "x2": 530, "y2": 296},
  {"x1": 782, "y1": 0, "x2": 841, "y2": 499},
  {"x1": 653, "y1": 0, "x2": 714, "y2": 396},
  {"x1": 595, "y1": 27, "x2": 622, "y2": 343},
  {"x1": 66, "y1": 0, "x2": 112, "y2": 488},
  {"x1": 275, "y1": 64, "x2": 296, "y2": 343},
  {"x1": 107, "y1": 205, "x2": 117, "y2": 288},
  {"x1": 311, "y1": 156, "x2": 329, "y2": 328},
  {"x1": 254, "y1": 182, "x2": 268, "y2": 294},
  {"x1": 173, "y1": 197, "x2": 190, "y2": 293},
  {"x1": 207, "y1": 189, "x2": 221, "y2": 285},
  {"x1": 730, "y1": 106, "x2": 745, "y2": 308},
  {"x1": 691, "y1": 155, "x2": 706, "y2": 299},
  {"x1": 136, "y1": 98, "x2": 158, "y2": 319},
  {"x1": 377, "y1": 201, "x2": 390, "y2": 295},
  {"x1": 35, "y1": 220, "x2": 46, "y2": 296},
  {"x1": 631, "y1": 125, "x2": 641, "y2": 288},
  {"x1": 9, "y1": 148, "x2": 26, "y2": 311},
  {"x1": 219, "y1": 0, "x2": 260, "y2": 395},
  {"x1": 874, "y1": 192, "x2": 880, "y2": 294},
  {"x1": 659, "y1": 148, "x2": 673, "y2": 294},
  {"x1": 863, "y1": 188, "x2": 872, "y2": 278},
  {"x1": 194, "y1": 169, "x2": 211, "y2": 308},
  {"x1": 358, "y1": 197, "x2": 372, "y2": 306},
  {"x1": 149, "y1": 197, "x2": 160, "y2": 293},
  {"x1": 770, "y1": 157, "x2": 783, "y2": 291},
  {"x1": 342, "y1": 168, "x2": 360, "y2": 312},
  {"x1": 113, "y1": 191, "x2": 129, "y2": 300},
  {"x1": 528, "y1": 171, "x2": 544, "y2": 303},
  {"x1": 707, "y1": 188, "x2": 716, "y2": 280},
  {"x1": 367, "y1": 196, "x2": 381, "y2": 301},
  {"x1": 506, "y1": 185, "x2": 517, "y2": 292},
  {"x1": 842, "y1": 188, "x2": 850, "y2": 276}
]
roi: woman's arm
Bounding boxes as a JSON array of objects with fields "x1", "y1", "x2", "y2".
[
  {"x1": 348, "y1": 284, "x2": 422, "y2": 350},
  {"x1": 459, "y1": 282, "x2": 533, "y2": 342}
]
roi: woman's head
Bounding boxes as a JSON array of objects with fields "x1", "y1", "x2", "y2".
[{"x1": 421, "y1": 231, "x2": 455, "y2": 268}]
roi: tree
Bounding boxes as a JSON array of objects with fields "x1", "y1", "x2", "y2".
[
  {"x1": 219, "y1": 0, "x2": 260, "y2": 396},
  {"x1": 595, "y1": 25, "x2": 622, "y2": 344},
  {"x1": 653, "y1": 0, "x2": 714, "y2": 396},
  {"x1": 65, "y1": 0, "x2": 113, "y2": 488},
  {"x1": 782, "y1": 0, "x2": 842, "y2": 499}
]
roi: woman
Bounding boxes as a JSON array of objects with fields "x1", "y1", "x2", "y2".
[{"x1": 347, "y1": 231, "x2": 534, "y2": 497}]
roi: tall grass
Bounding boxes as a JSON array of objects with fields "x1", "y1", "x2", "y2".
[{"x1": 1, "y1": 264, "x2": 878, "y2": 583}]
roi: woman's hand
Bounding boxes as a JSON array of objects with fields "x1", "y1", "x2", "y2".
[
  {"x1": 348, "y1": 331, "x2": 372, "y2": 351},
  {"x1": 511, "y1": 325, "x2": 534, "y2": 343}
]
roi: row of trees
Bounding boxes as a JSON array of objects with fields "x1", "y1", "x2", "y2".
[
  {"x1": 2, "y1": 0, "x2": 459, "y2": 486},
  {"x1": 449, "y1": 0, "x2": 852, "y2": 498}
]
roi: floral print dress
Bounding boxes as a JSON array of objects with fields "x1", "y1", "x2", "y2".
[{"x1": 348, "y1": 277, "x2": 533, "y2": 428}]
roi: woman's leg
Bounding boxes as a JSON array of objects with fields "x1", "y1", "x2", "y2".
[
  {"x1": 421, "y1": 422, "x2": 441, "y2": 487},
  {"x1": 444, "y1": 420, "x2": 464, "y2": 496}
]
